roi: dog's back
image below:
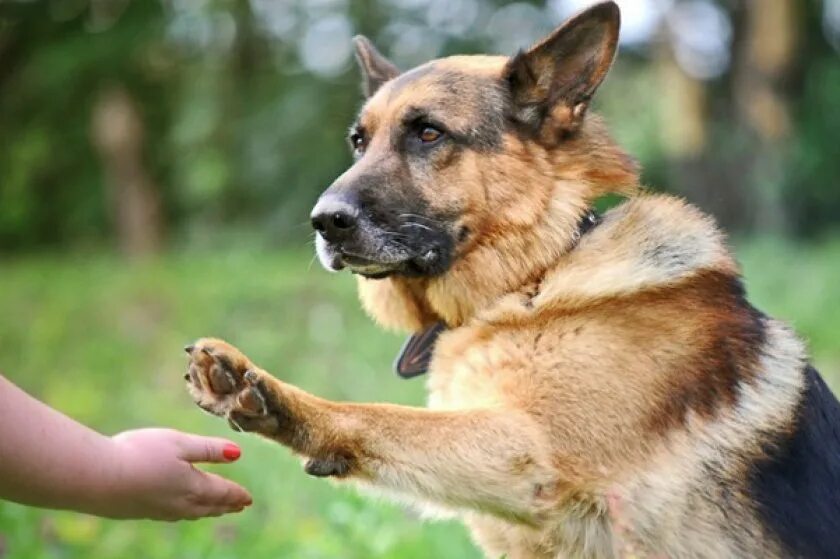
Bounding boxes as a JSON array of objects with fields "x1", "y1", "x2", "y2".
[{"x1": 750, "y1": 364, "x2": 840, "y2": 558}]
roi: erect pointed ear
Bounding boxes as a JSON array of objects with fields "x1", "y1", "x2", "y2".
[
  {"x1": 503, "y1": 1, "x2": 620, "y2": 135},
  {"x1": 353, "y1": 35, "x2": 400, "y2": 98}
]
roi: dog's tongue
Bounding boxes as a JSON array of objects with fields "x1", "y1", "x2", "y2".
[{"x1": 394, "y1": 321, "x2": 447, "y2": 379}]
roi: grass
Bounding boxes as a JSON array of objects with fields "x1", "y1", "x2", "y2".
[{"x1": 0, "y1": 237, "x2": 839, "y2": 559}]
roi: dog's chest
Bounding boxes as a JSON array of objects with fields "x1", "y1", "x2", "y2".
[
  {"x1": 423, "y1": 326, "x2": 516, "y2": 410},
  {"x1": 425, "y1": 359, "x2": 498, "y2": 411}
]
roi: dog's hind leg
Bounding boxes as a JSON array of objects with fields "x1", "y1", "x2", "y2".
[{"x1": 184, "y1": 337, "x2": 558, "y2": 522}]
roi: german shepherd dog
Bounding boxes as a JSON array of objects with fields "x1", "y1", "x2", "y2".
[{"x1": 184, "y1": 2, "x2": 840, "y2": 557}]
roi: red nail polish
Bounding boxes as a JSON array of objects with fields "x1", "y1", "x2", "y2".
[{"x1": 222, "y1": 443, "x2": 241, "y2": 461}]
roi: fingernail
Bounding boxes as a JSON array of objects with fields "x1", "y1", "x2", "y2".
[{"x1": 222, "y1": 443, "x2": 241, "y2": 461}]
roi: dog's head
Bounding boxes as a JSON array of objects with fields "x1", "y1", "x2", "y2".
[{"x1": 312, "y1": 1, "x2": 635, "y2": 280}]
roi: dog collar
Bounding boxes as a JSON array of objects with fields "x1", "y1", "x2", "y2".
[
  {"x1": 394, "y1": 321, "x2": 447, "y2": 379},
  {"x1": 394, "y1": 209, "x2": 601, "y2": 379}
]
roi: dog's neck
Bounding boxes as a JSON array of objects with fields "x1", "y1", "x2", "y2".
[
  {"x1": 356, "y1": 180, "x2": 593, "y2": 330},
  {"x1": 431, "y1": 180, "x2": 594, "y2": 327}
]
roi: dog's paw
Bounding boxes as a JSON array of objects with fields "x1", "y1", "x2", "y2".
[{"x1": 184, "y1": 338, "x2": 279, "y2": 434}]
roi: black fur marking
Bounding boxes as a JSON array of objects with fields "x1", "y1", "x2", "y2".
[
  {"x1": 321, "y1": 168, "x2": 457, "y2": 279},
  {"x1": 749, "y1": 365, "x2": 840, "y2": 558},
  {"x1": 503, "y1": 50, "x2": 543, "y2": 132},
  {"x1": 304, "y1": 454, "x2": 352, "y2": 477},
  {"x1": 360, "y1": 185, "x2": 456, "y2": 278}
]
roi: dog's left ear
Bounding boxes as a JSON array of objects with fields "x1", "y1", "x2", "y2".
[
  {"x1": 503, "y1": 1, "x2": 620, "y2": 137},
  {"x1": 353, "y1": 36, "x2": 400, "y2": 98}
]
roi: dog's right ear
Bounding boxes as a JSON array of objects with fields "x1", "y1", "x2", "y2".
[
  {"x1": 503, "y1": 1, "x2": 620, "y2": 138},
  {"x1": 353, "y1": 36, "x2": 400, "y2": 98}
]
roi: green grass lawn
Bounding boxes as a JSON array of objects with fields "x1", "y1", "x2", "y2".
[{"x1": 1, "y1": 238, "x2": 839, "y2": 559}]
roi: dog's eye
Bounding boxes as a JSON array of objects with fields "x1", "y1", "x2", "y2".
[
  {"x1": 349, "y1": 131, "x2": 366, "y2": 153},
  {"x1": 418, "y1": 126, "x2": 443, "y2": 144}
]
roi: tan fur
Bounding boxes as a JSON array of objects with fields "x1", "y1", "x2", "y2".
[{"x1": 184, "y1": 4, "x2": 812, "y2": 558}]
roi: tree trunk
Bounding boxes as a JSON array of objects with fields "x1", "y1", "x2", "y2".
[
  {"x1": 733, "y1": 0, "x2": 798, "y2": 233},
  {"x1": 91, "y1": 84, "x2": 164, "y2": 257},
  {"x1": 655, "y1": 33, "x2": 751, "y2": 230}
]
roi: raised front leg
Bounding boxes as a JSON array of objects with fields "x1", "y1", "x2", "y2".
[
  {"x1": 184, "y1": 338, "x2": 558, "y2": 522},
  {"x1": 185, "y1": 338, "x2": 355, "y2": 477}
]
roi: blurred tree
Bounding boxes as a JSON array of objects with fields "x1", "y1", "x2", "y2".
[
  {"x1": 0, "y1": 0, "x2": 174, "y2": 251},
  {"x1": 91, "y1": 84, "x2": 164, "y2": 257},
  {"x1": 644, "y1": 0, "x2": 837, "y2": 236},
  {"x1": 0, "y1": 0, "x2": 837, "y2": 254},
  {"x1": 733, "y1": 0, "x2": 798, "y2": 233}
]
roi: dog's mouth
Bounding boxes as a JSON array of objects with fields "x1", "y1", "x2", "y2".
[
  {"x1": 314, "y1": 220, "x2": 452, "y2": 279},
  {"x1": 334, "y1": 250, "x2": 399, "y2": 278}
]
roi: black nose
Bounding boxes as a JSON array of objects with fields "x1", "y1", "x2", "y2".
[{"x1": 310, "y1": 197, "x2": 359, "y2": 242}]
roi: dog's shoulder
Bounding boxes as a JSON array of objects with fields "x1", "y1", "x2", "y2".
[
  {"x1": 591, "y1": 192, "x2": 733, "y2": 274},
  {"x1": 542, "y1": 192, "x2": 738, "y2": 305},
  {"x1": 479, "y1": 193, "x2": 737, "y2": 322}
]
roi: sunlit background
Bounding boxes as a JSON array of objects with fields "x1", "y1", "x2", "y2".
[{"x1": 1, "y1": 1, "x2": 839, "y2": 558}]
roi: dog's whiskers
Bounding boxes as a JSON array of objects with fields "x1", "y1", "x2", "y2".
[
  {"x1": 400, "y1": 222, "x2": 435, "y2": 233},
  {"x1": 398, "y1": 213, "x2": 444, "y2": 226}
]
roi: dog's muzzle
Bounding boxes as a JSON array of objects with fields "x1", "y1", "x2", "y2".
[{"x1": 310, "y1": 194, "x2": 452, "y2": 278}]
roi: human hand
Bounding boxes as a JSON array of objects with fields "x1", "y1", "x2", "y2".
[{"x1": 95, "y1": 428, "x2": 252, "y2": 521}]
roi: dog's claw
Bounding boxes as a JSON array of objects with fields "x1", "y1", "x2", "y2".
[{"x1": 227, "y1": 417, "x2": 243, "y2": 432}]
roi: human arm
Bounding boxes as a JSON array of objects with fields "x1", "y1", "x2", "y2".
[{"x1": 0, "y1": 374, "x2": 252, "y2": 520}]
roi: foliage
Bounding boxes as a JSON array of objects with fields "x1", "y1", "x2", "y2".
[
  {"x1": 0, "y1": 0, "x2": 838, "y2": 253},
  {"x1": 1, "y1": 2, "x2": 837, "y2": 556},
  {"x1": 0, "y1": 247, "x2": 480, "y2": 559},
  {"x1": 1, "y1": 240, "x2": 839, "y2": 558}
]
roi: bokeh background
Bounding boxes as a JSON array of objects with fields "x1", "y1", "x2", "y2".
[{"x1": 0, "y1": 0, "x2": 838, "y2": 557}]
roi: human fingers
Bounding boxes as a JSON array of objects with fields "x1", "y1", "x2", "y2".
[
  {"x1": 189, "y1": 470, "x2": 252, "y2": 509},
  {"x1": 172, "y1": 432, "x2": 242, "y2": 464}
]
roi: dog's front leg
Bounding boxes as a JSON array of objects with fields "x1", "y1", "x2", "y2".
[{"x1": 185, "y1": 338, "x2": 556, "y2": 522}]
